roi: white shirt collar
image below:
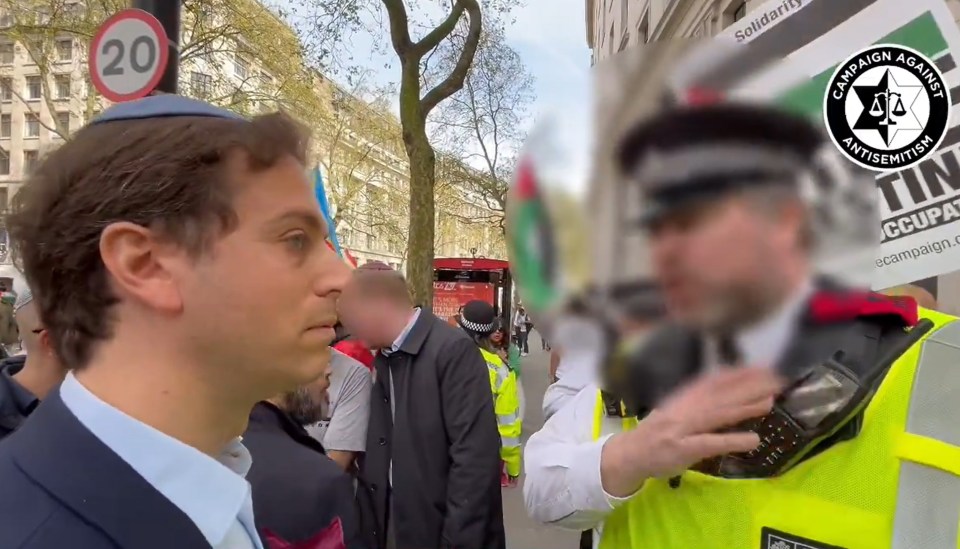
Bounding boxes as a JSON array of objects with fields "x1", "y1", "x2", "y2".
[
  {"x1": 734, "y1": 278, "x2": 815, "y2": 368},
  {"x1": 383, "y1": 307, "x2": 421, "y2": 356},
  {"x1": 59, "y1": 372, "x2": 255, "y2": 547}
]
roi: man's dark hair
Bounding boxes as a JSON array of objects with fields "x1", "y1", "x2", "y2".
[{"x1": 6, "y1": 112, "x2": 309, "y2": 370}]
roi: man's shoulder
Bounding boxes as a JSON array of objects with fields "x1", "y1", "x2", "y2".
[
  {"x1": 0, "y1": 454, "x2": 106, "y2": 548},
  {"x1": 246, "y1": 428, "x2": 343, "y2": 479},
  {"x1": 330, "y1": 349, "x2": 371, "y2": 379}
]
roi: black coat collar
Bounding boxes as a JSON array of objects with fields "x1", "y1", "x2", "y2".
[{"x1": 248, "y1": 401, "x2": 326, "y2": 455}]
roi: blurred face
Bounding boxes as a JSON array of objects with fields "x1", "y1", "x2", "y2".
[
  {"x1": 280, "y1": 369, "x2": 331, "y2": 425},
  {"x1": 176, "y1": 155, "x2": 351, "y2": 396},
  {"x1": 337, "y1": 284, "x2": 400, "y2": 348},
  {"x1": 648, "y1": 192, "x2": 800, "y2": 330},
  {"x1": 490, "y1": 330, "x2": 504, "y2": 344}
]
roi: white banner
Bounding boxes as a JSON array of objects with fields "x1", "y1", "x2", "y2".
[{"x1": 720, "y1": 0, "x2": 960, "y2": 289}]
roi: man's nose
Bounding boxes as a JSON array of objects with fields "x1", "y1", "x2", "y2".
[{"x1": 315, "y1": 253, "x2": 353, "y2": 296}]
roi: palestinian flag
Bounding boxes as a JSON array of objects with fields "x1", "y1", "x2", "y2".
[{"x1": 507, "y1": 157, "x2": 559, "y2": 313}]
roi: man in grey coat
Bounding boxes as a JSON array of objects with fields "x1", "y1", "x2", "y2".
[{"x1": 338, "y1": 262, "x2": 505, "y2": 549}]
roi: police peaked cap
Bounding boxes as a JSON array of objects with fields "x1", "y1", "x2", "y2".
[
  {"x1": 458, "y1": 300, "x2": 498, "y2": 335},
  {"x1": 616, "y1": 103, "x2": 828, "y2": 224},
  {"x1": 91, "y1": 94, "x2": 246, "y2": 125}
]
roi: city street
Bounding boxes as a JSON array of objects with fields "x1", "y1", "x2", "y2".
[{"x1": 505, "y1": 333, "x2": 579, "y2": 549}]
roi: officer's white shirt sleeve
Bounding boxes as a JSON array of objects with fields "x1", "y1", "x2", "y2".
[
  {"x1": 542, "y1": 352, "x2": 595, "y2": 421},
  {"x1": 523, "y1": 383, "x2": 633, "y2": 530},
  {"x1": 542, "y1": 319, "x2": 605, "y2": 421}
]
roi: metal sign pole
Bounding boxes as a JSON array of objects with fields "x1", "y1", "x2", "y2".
[{"x1": 131, "y1": 0, "x2": 180, "y2": 94}]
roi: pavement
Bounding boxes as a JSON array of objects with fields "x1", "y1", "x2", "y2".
[{"x1": 504, "y1": 333, "x2": 580, "y2": 549}]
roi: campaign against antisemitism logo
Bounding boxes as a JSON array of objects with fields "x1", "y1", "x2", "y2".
[{"x1": 823, "y1": 44, "x2": 951, "y2": 172}]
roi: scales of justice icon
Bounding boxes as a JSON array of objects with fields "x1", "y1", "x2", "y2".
[{"x1": 869, "y1": 89, "x2": 908, "y2": 126}]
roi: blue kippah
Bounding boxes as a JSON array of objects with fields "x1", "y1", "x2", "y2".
[{"x1": 91, "y1": 95, "x2": 247, "y2": 125}]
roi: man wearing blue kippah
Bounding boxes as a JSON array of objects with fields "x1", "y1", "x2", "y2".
[{"x1": 0, "y1": 95, "x2": 353, "y2": 549}]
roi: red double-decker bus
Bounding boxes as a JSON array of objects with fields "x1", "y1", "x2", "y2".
[{"x1": 433, "y1": 258, "x2": 512, "y2": 329}]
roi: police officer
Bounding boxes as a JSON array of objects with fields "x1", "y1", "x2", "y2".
[
  {"x1": 459, "y1": 300, "x2": 523, "y2": 484},
  {"x1": 523, "y1": 101, "x2": 960, "y2": 549}
]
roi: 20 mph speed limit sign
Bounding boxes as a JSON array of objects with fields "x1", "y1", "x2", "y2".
[{"x1": 89, "y1": 9, "x2": 169, "y2": 103}]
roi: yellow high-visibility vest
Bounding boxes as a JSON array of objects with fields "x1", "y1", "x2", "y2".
[
  {"x1": 595, "y1": 307, "x2": 960, "y2": 549},
  {"x1": 480, "y1": 347, "x2": 522, "y2": 477}
]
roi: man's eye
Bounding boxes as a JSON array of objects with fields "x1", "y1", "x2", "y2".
[{"x1": 284, "y1": 233, "x2": 310, "y2": 252}]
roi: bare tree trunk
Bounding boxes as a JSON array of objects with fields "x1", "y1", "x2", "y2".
[
  {"x1": 384, "y1": 0, "x2": 483, "y2": 312},
  {"x1": 405, "y1": 136, "x2": 436, "y2": 308}
]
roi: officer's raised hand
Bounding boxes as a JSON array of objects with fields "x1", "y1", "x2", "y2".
[{"x1": 600, "y1": 367, "x2": 783, "y2": 498}]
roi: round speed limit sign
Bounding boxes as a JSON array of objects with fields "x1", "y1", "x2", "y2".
[{"x1": 89, "y1": 9, "x2": 169, "y2": 102}]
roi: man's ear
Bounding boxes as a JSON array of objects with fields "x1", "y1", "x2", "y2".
[
  {"x1": 37, "y1": 329, "x2": 55, "y2": 357},
  {"x1": 99, "y1": 222, "x2": 184, "y2": 314}
]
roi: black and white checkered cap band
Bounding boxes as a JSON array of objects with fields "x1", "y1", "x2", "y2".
[{"x1": 459, "y1": 317, "x2": 495, "y2": 333}]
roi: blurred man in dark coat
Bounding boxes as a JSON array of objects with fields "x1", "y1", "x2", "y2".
[
  {"x1": 245, "y1": 371, "x2": 362, "y2": 548},
  {"x1": 338, "y1": 262, "x2": 505, "y2": 549}
]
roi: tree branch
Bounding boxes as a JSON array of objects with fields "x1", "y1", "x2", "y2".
[
  {"x1": 411, "y1": 0, "x2": 464, "y2": 57},
  {"x1": 420, "y1": 0, "x2": 482, "y2": 115},
  {"x1": 381, "y1": 0, "x2": 414, "y2": 57}
]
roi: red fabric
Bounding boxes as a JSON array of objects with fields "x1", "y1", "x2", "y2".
[
  {"x1": 263, "y1": 517, "x2": 345, "y2": 549},
  {"x1": 808, "y1": 291, "x2": 918, "y2": 327},
  {"x1": 683, "y1": 88, "x2": 723, "y2": 106},
  {"x1": 333, "y1": 340, "x2": 375, "y2": 371}
]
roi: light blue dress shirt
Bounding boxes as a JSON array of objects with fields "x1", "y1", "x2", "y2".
[
  {"x1": 381, "y1": 307, "x2": 422, "y2": 357},
  {"x1": 59, "y1": 373, "x2": 264, "y2": 549}
]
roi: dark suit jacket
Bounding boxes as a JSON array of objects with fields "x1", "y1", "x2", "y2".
[
  {"x1": 0, "y1": 355, "x2": 36, "y2": 442},
  {"x1": 357, "y1": 311, "x2": 505, "y2": 549},
  {"x1": 0, "y1": 390, "x2": 239, "y2": 549},
  {"x1": 244, "y1": 402, "x2": 362, "y2": 548}
]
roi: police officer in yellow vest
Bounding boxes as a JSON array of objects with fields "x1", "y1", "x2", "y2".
[
  {"x1": 458, "y1": 300, "x2": 523, "y2": 482},
  {"x1": 523, "y1": 100, "x2": 960, "y2": 549}
]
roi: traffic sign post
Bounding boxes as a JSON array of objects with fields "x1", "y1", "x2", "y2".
[
  {"x1": 131, "y1": 0, "x2": 180, "y2": 95},
  {"x1": 89, "y1": 9, "x2": 170, "y2": 102}
]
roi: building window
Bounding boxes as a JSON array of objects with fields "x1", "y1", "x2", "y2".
[
  {"x1": 733, "y1": 1, "x2": 747, "y2": 22},
  {"x1": 55, "y1": 74, "x2": 70, "y2": 98},
  {"x1": 24, "y1": 113, "x2": 40, "y2": 138},
  {"x1": 23, "y1": 150, "x2": 39, "y2": 173},
  {"x1": 258, "y1": 70, "x2": 273, "y2": 88},
  {"x1": 0, "y1": 114, "x2": 9, "y2": 138},
  {"x1": 56, "y1": 39, "x2": 73, "y2": 61},
  {"x1": 639, "y1": 17, "x2": 649, "y2": 43},
  {"x1": 26, "y1": 75, "x2": 42, "y2": 100},
  {"x1": 0, "y1": 152, "x2": 8, "y2": 175},
  {"x1": 0, "y1": 42, "x2": 12, "y2": 65},
  {"x1": 234, "y1": 55, "x2": 249, "y2": 79},
  {"x1": 0, "y1": 12, "x2": 12, "y2": 28},
  {"x1": 0, "y1": 78, "x2": 10, "y2": 102},
  {"x1": 190, "y1": 71, "x2": 213, "y2": 98},
  {"x1": 0, "y1": 186, "x2": 7, "y2": 211},
  {"x1": 55, "y1": 111, "x2": 69, "y2": 136}
]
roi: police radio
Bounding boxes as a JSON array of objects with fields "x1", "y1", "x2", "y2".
[{"x1": 694, "y1": 317, "x2": 934, "y2": 479}]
